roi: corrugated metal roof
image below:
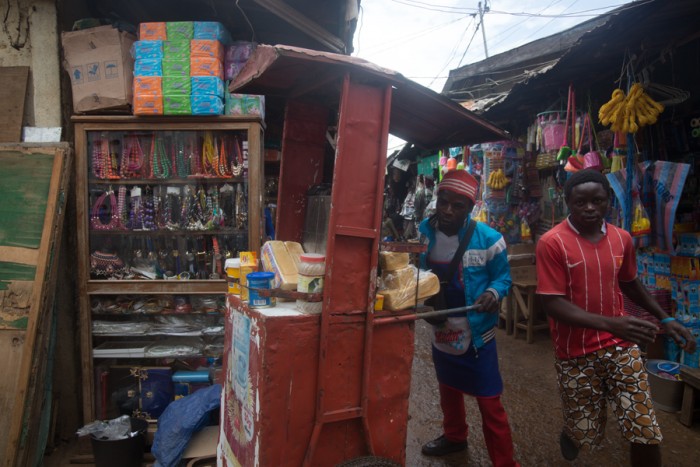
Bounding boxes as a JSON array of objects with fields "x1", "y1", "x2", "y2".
[
  {"x1": 229, "y1": 44, "x2": 510, "y2": 149},
  {"x1": 443, "y1": 0, "x2": 700, "y2": 131}
]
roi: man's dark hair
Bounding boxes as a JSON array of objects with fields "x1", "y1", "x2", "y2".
[{"x1": 563, "y1": 169, "x2": 611, "y2": 200}]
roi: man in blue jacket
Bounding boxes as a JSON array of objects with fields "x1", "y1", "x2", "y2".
[{"x1": 418, "y1": 169, "x2": 519, "y2": 467}]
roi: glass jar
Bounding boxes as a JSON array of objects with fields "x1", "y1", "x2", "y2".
[{"x1": 296, "y1": 253, "x2": 326, "y2": 314}]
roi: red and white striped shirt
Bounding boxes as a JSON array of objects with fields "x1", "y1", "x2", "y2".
[{"x1": 536, "y1": 219, "x2": 637, "y2": 359}]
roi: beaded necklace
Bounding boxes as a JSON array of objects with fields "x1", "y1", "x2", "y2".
[
  {"x1": 91, "y1": 137, "x2": 118, "y2": 179},
  {"x1": 116, "y1": 186, "x2": 128, "y2": 229},
  {"x1": 188, "y1": 137, "x2": 202, "y2": 176},
  {"x1": 120, "y1": 135, "x2": 144, "y2": 178},
  {"x1": 151, "y1": 135, "x2": 172, "y2": 179},
  {"x1": 90, "y1": 189, "x2": 120, "y2": 230},
  {"x1": 202, "y1": 132, "x2": 217, "y2": 176},
  {"x1": 212, "y1": 236, "x2": 222, "y2": 277},
  {"x1": 175, "y1": 136, "x2": 189, "y2": 178},
  {"x1": 142, "y1": 188, "x2": 156, "y2": 230},
  {"x1": 217, "y1": 137, "x2": 232, "y2": 177},
  {"x1": 231, "y1": 136, "x2": 244, "y2": 177}
]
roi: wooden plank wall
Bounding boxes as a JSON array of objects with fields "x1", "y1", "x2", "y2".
[
  {"x1": 0, "y1": 67, "x2": 29, "y2": 143},
  {"x1": 0, "y1": 144, "x2": 71, "y2": 467}
]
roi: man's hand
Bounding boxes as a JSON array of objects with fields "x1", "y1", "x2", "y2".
[
  {"x1": 664, "y1": 320, "x2": 697, "y2": 353},
  {"x1": 474, "y1": 291, "x2": 499, "y2": 313},
  {"x1": 607, "y1": 316, "x2": 659, "y2": 346}
]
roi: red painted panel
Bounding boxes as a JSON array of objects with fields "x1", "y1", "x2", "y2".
[
  {"x1": 276, "y1": 100, "x2": 329, "y2": 242},
  {"x1": 221, "y1": 298, "x2": 414, "y2": 466}
]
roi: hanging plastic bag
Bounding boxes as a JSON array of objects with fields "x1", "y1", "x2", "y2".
[
  {"x1": 520, "y1": 219, "x2": 532, "y2": 243},
  {"x1": 630, "y1": 196, "x2": 651, "y2": 237},
  {"x1": 472, "y1": 200, "x2": 488, "y2": 223}
]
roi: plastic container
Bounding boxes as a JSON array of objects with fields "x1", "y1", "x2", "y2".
[
  {"x1": 91, "y1": 417, "x2": 148, "y2": 467},
  {"x1": 296, "y1": 253, "x2": 325, "y2": 314},
  {"x1": 247, "y1": 271, "x2": 275, "y2": 308},
  {"x1": 646, "y1": 359, "x2": 687, "y2": 412},
  {"x1": 225, "y1": 258, "x2": 241, "y2": 295}
]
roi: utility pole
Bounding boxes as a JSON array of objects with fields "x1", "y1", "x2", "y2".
[{"x1": 478, "y1": 1, "x2": 489, "y2": 58}]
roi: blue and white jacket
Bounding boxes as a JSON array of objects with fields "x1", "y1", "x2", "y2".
[{"x1": 418, "y1": 215, "x2": 512, "y2": 350}]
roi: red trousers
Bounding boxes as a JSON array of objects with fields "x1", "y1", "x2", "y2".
[{"x1": 439, "y1": 383, "x2": 519, "y2": 467}]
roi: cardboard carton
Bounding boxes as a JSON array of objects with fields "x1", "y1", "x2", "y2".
[{"x1": 61, "y1": 25, "x2": 136, "y2": 113}]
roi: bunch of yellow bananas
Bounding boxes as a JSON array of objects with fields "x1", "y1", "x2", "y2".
[
  {"x1": 486, "y1": 168, "x2": 509, "y2": 190},
  {"x1": 598, "y1": 83, "x2": 664, "y2": 134}
]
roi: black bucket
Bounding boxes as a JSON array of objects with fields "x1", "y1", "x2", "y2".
[{"x1": 90, "y1": 417, "x2": 148, "y2": 467}]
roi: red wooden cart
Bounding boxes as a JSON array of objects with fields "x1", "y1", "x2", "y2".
[{"x1": 218, "y1": 45, "x2": 508, "y2": 467}]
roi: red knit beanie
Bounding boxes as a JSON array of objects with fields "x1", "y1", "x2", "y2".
[{"x1": 437, "y1": 170, "x2": 478, "y2": 204}]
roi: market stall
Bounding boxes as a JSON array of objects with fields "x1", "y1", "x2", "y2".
[{"x1": 218, "y1": 45, "x2": 508, "y2": 466}]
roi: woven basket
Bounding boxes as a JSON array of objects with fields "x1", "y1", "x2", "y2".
[{"x1": 535, "y1": 152, "x2": 557, "y2": 169}]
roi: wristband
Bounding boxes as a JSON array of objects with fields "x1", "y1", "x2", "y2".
[{"x1": 660, "y1": 317, "x2": 676, "y2": 324}]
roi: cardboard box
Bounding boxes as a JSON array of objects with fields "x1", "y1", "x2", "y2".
[
  {"x1": 61, "y1": 25, "x2": 136, "y2": 113},
  {"x1": 507, "y1": 243, "x2": 535, "y2": 266}
]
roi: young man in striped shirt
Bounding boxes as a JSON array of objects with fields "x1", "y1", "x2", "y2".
[{"x1": 536, "y1": 169, "x2": 695, "y2": 466}]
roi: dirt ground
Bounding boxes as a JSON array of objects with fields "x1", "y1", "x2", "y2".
[
  {"x1": 43, "y1": 322, "x2": 700, "y2": 466},
  {"x1": 405, "y1": 321, "x2": 700, "y2": 467}
]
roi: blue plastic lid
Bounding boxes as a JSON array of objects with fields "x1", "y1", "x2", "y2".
[
  {"x1": 247, "y1": 271, "x2": 275, "y2": 280},
  {"x1": 656, "y1": 361, "x2": 680, "y2": 373}
]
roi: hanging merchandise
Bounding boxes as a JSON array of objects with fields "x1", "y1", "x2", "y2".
[
  {"x1": 630, "y1": 197, "x2": 652, "y2": 237},
  {"x1": 472, "y1": 201, "x2": 488, "y2": 223},
  {"x1": 520, "y1": 219, "x2": 532, "y2": 243},
  {"x1": 598, "y1": 83, "x2": 665, "y2": 134},
  {"x1": 557, "y1": 84, "x2": 575, "y2": 161}
]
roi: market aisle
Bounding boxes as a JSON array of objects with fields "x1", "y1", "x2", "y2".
[{"x1": 406, "y1": 321, "x2": 700, "y2": 467}]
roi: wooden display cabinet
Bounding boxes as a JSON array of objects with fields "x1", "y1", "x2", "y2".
[{"x1": 73, "y1": 116, "x2": 264, "y2": 423}]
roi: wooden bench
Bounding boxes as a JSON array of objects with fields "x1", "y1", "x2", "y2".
[{"x1": 680, "y1": 366, "x2": 700, "y2": 427}]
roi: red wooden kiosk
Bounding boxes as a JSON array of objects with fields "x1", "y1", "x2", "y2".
[{"x1": 218, "y1": 45, "x2": 508, "y2": 467}]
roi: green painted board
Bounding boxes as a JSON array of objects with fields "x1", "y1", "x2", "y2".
[{"x1": 0, "y1": 151, "x2": 54, "y2": 249}]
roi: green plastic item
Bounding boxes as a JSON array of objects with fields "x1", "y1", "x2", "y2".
[
  {"x1": 166, "y1": 21, "x2": 194, "y2": 40},
  {"x1": 163, "y1": 75, "x2": 191, "y2": 94},
  {"x1": 164, "y1": 94, "x2": 192, "y2": 115},
  {"x1": 163, "y1": 59, "x2": 190, "y2": 76}
]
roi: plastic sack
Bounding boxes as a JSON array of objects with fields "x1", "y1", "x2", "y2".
[
  {"x1": 77, "y1": 415, "x2": 132, "y2": 440},
  {"x1": 152, "y1": 384, "x2": 222, "y2": 467},
  {"x1": 472, "y1": 201, "x2": 488, "y2": 223},
  {"x1": 379, "y1": 268, "x2": 439, "y2": 311},
  {"x1": 631, "y1": 197, "x2": 651, "y2": 237}
]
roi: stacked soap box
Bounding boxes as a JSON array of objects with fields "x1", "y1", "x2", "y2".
[
  {"x1": 223, "y1": 40, "x2": 265, "y2": 119},
  {"x1": 132, "y1": 21, "x2": 231, "y2": 115}
]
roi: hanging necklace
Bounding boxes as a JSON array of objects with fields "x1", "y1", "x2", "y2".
[
  {"x1": 175, "y1": 136, "x2": 189, "y2": 178},
  {"x1": 90, "y1": 189, "x2": 120, "y2": 230},
  {"x1": 152, "y1": 135, "x2": 172, "y2": 179},
  {"x1": 231, "y1": 136, "x2": 243, "y2": 177},
  {"x1": 217, "y1": 137, "x2": 232, "y2": 177},
  {"x1": 202, "y1": 132, "x2": 217, "y2": 176},
  {"x1": 120, "y1": 134, "x2": 144, "y2": 178},
  {"x1": 116, "y1": 185, "x2": 127, "y2": 229}
]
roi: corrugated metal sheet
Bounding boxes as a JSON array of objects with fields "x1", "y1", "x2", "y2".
[
  {"x1": 444, "y1": 0, "x2": 700, "y2": 131},
  {"x1": 229, "y1": 44, "x2": 510, "y2": 149}
]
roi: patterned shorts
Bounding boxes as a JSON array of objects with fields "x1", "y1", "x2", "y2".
[{"x1": 555, "y1": 345, "x2": 662, "y2": 449}]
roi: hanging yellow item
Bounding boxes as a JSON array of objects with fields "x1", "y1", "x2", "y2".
[{"x1": 598, "y1": 83, "x2": 664, "y2": 134}]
